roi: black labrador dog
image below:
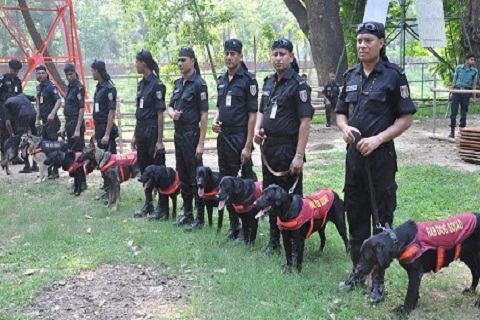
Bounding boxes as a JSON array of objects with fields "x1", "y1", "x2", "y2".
[
  {"x1": 216, "y1": 176, "x2": 262, "y2": 245},
  {"x1": 196, "y1": 166, "x2": 224, "y2": 232},
  {"x1": 350, "y1": 213, "x2": 480, "y2": 316},
  {"x1": 1, "y1": 135, "x2": 21, "y2": 175},
  {"x1": 138, "y1": 165, "x2": 180, "y2": 221},
  {"x1": 254, "y1": 184, "x2": 349, "y2": 272},
  {"x1": 44, "y1": 150, "x2": 94, "y2": 196}
]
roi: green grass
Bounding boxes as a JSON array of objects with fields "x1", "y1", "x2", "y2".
[{"x1": 1, "y1": 163, "x2": 480, "y2": 319}]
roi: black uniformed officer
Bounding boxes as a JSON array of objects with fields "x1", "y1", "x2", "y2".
[
  {"x1": 4, "y1": 93, "x2": 37, "y2": 140},
  {"x1": 322, "y1": 72, "x2": 340, "y2": 127},
  {"x1": 35, "y1": 64, "x2": 62, "y2": 178},
  {"x1": 62, "y1": 64, "x2": 86, "y2": 151},
  {"x1": 131, "y1": 50, "x2": 168, "y2": 220},
  {"x1": 207, "y1": 39, "x2": 258, "y2": 236},
  {"x1": 254, "y1": 38, "x2": 314, "y2": 254},
  {"x1": 0, "y1": 59, "x2": 23, "y2": 159},
  {"x1": 336, "y1": 22, "x2": 416, "y2": 304},
  {"x1": 91, "y1": 60, "x2": 118, "y2": 154},
  {"x1": 168, "y1": 47, "x2": 208, "y2": 227}
]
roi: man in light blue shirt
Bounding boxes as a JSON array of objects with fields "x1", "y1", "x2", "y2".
[{"x1": 449, "y1": 52, "x2": 477, "y2": 138}]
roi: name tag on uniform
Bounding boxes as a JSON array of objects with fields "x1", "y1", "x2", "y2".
[
  {"x1": 270, "y1": 103, "x2": 278, "y2": 119},
  {"x1": 226, "y1": 91, "x2": 232, "y2": 107},
  {"x1": 139, "y1": 98, "x2": 144, "y2": 109},
  {"x1": 40, "y1": 96, "x2": 43, "y2": 104},
  {"x1": 346, "y1": 85, "x2": 357, "y2": 92},
  {"x1": 14, "y1": 86, "x2": 18, "y2": 93},
  {"x1": 94, "y1": 102, "x2": 99, "y2": 113}
]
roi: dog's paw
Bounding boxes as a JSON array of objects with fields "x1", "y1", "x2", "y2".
[
  {"x1": 475, "y1": 298, "x2": 480, "y2": 308},
  {"x1": 281, "y1": 263, "x2": 293, "y2": 274},
  {"x1": 34, "y1": 179, "x2": 42, "y2": 184},
  {"x1": 462, "y1": 288, "x2": 476, "y2": 296},
  {"x1": 393, "y1": 305, "x2": 410, "y2": 319}
]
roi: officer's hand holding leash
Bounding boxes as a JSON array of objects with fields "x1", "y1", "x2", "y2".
[
  {"x1": 101, "y1": 134, "x2": 109, "y2": 146},
  {"x1": 73, "y1": 129, "x2": 80, "y2": 139},
  {"x1": 212, "y1": 119, "x2": 222, "y2": 133},
  {"x1": 131, "y1": 136, "x2": 137, "y2": 151},
  {"x1": 356, "y1": 134, "x2": 382, "y2": 157},
  {"x1": 195, "y1": 143, "x2": 204, "y2": 161},
  {"x1": 241, "y1": 147, "x2": 251, "y2": 164},
  {"x1": 340, "y1": 124, "x2": 361, "y2": 145},
  {"x1": 47, "y1": 112, "x2": 55, "y2": 122},
  {"x1": 57, "y1": 126, "x2": 66, "y2": 139},
  {"x1": 254, "y1": 128, "x2": 266, "y2": 145},
  {"x1": 155, "y1": 141, "x2": 165, "y2": 154},
  {"x1": 169, "y1": 109, "x2": 183, "y2": 121},
  {"x1": 290, "y1": 153, "x2": 304, "y2": 175}
]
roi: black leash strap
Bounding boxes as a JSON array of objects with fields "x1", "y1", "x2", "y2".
[{"x1": 353, "y1": 132, "x2": 381, "y2": 229}]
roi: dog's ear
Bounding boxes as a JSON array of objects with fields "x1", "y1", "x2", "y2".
[{"x1": 375, "y1": 243, "x2": 392, "y2": 269}]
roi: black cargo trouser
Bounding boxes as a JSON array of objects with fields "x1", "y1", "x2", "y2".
[
  {"x1": 40, "y1": 115, "x2": 61, "y2": 141},
  {"x1": 344, "y1": 142, "x2": 397, "y2": 266},
  {"x1": 135, "y1": 119, "x2": 165, "y2": 174},
  {"x1": 65, "y1": 116, "x2": 85, "y2": 151},
  {"x1": 217, "y1": 128, "x2": 254, "y2": 179},
  {"x1": 174, "y1": 125, "x2": 203, "y2": 215},
  {"x1": 94, "y1": 122, "x2": 118, "y2": 154}
]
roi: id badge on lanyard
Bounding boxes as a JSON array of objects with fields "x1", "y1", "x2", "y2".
[
  {"x1": 94, "y1": 102, "x2": 99, "y2": 113},
  {"x1": 40, "y1": 95, "x2": 43, "y2": 104},
  {"x1": 14, "y1": 86, "x2": 18, "y2": 93},
  {"x1": 226, "y1": 91, "x2": 232, "y2": 107},
  {"x1": 139, "y1": 97, "x2": 144, "y2": 109},
  {"x1": 269, "y1": 96, "x2": 278, "y2": 119}
]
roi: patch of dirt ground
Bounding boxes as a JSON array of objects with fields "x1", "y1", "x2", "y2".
[{"x1": 25, "y1": 264, "x2": 188, "y2": 320}]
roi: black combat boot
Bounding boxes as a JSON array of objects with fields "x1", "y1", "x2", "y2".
[
  {"x1": 369, "y1": 269, "x2": 386, "y2": 304},
  {"x1": 185, "y1": 200, "x2": 205, "y2": 231},
  {"x1": 134, "y1": 187, "x2": 154, "y2": 218},
  {"x1": 225, "y1": 207, "x2": 240, "y2": 240},
  {"x1": 338, "y1": 241, "x2": 365, "y2": 292},
  {"x1": 174, "y1": 196, "x2": 194, "y2": 226},
  {"x1": 149, "y1": 195, "x2": 170, "y2": 221},
  {"x1": 448, "y1": 127, "x2": 455, "y2": 138},
  {"x1": 262, "y1": 216, "x2": 281, "y2": 255},
  {"x1": 18, "y1": 155, "x2": 32, "y2": 173}
]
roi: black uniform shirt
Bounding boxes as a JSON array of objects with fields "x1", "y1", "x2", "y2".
[
  {"x1": 4, "y1": 94, "x2": 36, "y2": 120},
  {"x1": 93, "y1": 80, "x2": 117, "y2": 124},
  {"x1": 136, "y1": 73, "x2": 166, "y2": 121},
  {"x1": 36, "y1": 79, "x2": 61, "y2": 118},
  {"x1": 335, "y1": 59, "x2": 416, "y2": 137},
  {"x1": 0, "y1": 73, "x2": 22, "y2": 103},
  {"x1": 216, "y1": 67, "x2": 258, "y2": 127},
  {"x1": 64, "y1": 78, "x2": 85, "y2": 117},
  {"x1": 169, "y1": 71, "x2": 208, "y2": 126},
  {"x1": 322, "y1": 80, "x2": 340, "y2": 101},
  {"x1": 260, "y1": 67, "x2": 314, "y2": 137}
]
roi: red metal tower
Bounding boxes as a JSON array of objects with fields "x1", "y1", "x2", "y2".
[{"x1": 0, "y1": 0, "x2": 92, "y2": 130}]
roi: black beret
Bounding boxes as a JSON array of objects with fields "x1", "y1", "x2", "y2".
[
  {"x1": 224, "y1": 39, "x2": 243, "y2": 53},
  {"x1": 64, "y1": 63, "x2": 75, "y2": 73},
  {"x1": 8, "y1": 59, "x2": 22, "y2": 70},
  {"x1": 136, "y1": 50, "x2": 153, "y2": 62},
  {"x1": 35, "y1": 64, "x2": 47, "y2": 72},
  {"x1": 356, "y1": 21, "x2": 386, "y2": 39},
  {"x1": 271, "y1": 38, "x2": 293, "y2": 52},
  {"x1": 178, "y1": 47, "x2": 196, "y2": 59},
  {"x1": 91, "y1": 60, "x2": 106, "y2": 72}
]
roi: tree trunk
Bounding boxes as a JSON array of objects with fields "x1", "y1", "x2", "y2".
[
  {"x1": 18, "y1": 0, "x2": 67, "y2": 94},
  {"x1": 466, "y1": 0, "x2": 480, "y2": 58},
  {"x1": 282, "y1": 0, "x2": 347, "y2": 86}
]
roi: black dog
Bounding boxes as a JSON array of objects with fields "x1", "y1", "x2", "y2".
[
  {"x1": 1, "y1": 135, "x2": 21, "y2": 175},
  {"x1": 350, "y1": 213, "x2": 480, "y2": 315},
  {"x1": 196, "y1": 166, "x2": 224, "y2": 232},
  {"x1": 44, "y1": 150, "x2": 94, "y2": 196},
  {"x1": 216, "y1": 176, "x2": 262, "y2": 245},
  {"x1": 138, "y1": 165, "x2": 180, "y2": 220},
  {"x1": 254, "y1": 184, "x2": 349, "y2": 272}
]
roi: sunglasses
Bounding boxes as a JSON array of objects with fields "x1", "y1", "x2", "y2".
[
  {"x1": 356, "y1": 22, "x2": 378, "y2": 33},
  {"x1": 272, "y1": 39, "x2": 291, "y2": 47}
]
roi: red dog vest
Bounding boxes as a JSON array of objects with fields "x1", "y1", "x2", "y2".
[
  {"x1": 202, "y1": 189, "x2": 218, "y2": 200},
  {"x1": 399, "y1": 213, "x2": 477, "y2": 272},
  {"x1": 277, "y1": 189, "x2": 335, "y2": 239},
  {"x1": 67, "y1": 152, "x2": 87, "y2": 174},
  {"x1": 158, "y1": 172, "x2": 181, "y2": 196},
  {"x1": 232, "y1": 181, "x2": 263, "y2": 213},
  {"x1": 100, "y1": 152, "x2": 137, "y2": 172}
]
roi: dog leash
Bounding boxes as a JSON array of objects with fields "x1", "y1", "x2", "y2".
[
  {"x1": 260, "y1": 142, "x2": 300, "y2": 194},
  {"x1": 353, "y1": 132, "x2": 382, "y2": 230}
]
